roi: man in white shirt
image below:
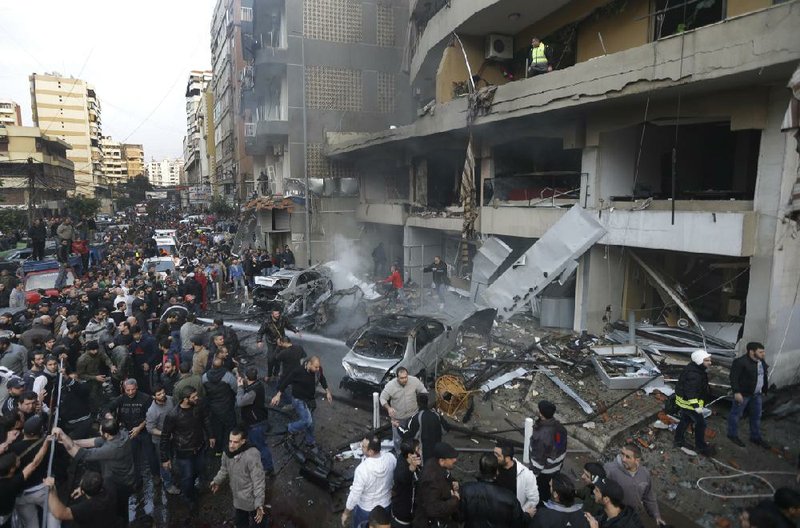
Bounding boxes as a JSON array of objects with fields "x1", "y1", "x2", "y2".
[
  {"x1": 379, "y1": 367, "x2": 427, "y2": 451},
  {"x1": 341, "y1": 434, "x2": 396, "y2": 528}
]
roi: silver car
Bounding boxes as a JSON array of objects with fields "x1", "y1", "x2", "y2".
[{"x1": 340, "y1": 309, "x2": 495, "y2": 393}]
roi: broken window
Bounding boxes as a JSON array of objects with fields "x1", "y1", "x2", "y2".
[
  {"x1": 653, "y1": 0, "x2": 724, "y2": 40},
  {"x1": 354, "y1": 332, "x2": 408, "y2": 359},
  {"x1": 603, "y1": 121, "x2": 760, "y2": 201},
  {"x1": 485, "y1": 137, "x2": 582, "y2": 205}
]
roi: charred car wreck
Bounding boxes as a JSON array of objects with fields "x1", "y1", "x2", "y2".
[{"x1": 340, "y1": 309, "x2": 495, "y2": 394}]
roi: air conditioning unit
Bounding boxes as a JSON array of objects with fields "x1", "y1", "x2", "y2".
[{"x1": 485, "y1": 34, "x2": 513, "y2": 60}]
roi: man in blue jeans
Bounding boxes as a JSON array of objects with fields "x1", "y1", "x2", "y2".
[
  {"x1": 236, "y1": 367, "x2": 275, "y2": 476},
  {"x1": 271, "y1": 356, "x2": 333, "y2": 448},
  {"x1": 160, "y1": 386, "x2": 215, "y2": 508},
  {"x1": 728, "y1": 341, "x2": 770, "y2": 449}
]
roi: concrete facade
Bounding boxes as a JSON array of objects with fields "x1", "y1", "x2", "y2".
[
  {"x1": 100, "y1": 136, "x2": 125, "y2": 184},
  {"x1": 0, "y1": 99, "x2": 22, "y2": 126},
  {"x1": 326, "y1": 1, "x2": 800, "y2": 386},
  {"x1": 122, "y1": 143, "x2": 145, "y2": 179},
  {"x1": 29, "y1": 73, "x2": 104, "y2": 196},
  {"x1": 146, "y1": 158, "x2": 184, "y2": 188},
  {"x1": 184, "y1": 71, "x2": 214, "y2": 191}
]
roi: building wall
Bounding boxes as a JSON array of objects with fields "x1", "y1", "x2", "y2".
[
  {"x1": 435, "y1": 35, "x2": 510, "y2": 104},
  {"x1": 727, "y1": 0, "x2": 771, "y2": 17},
  {"x1": 30, "y1": 74, "x2": 96, "y2": 196},
  {"x1": 575, "y1": 0, "x2": 649, "y2": 62},
  {"x1": 0, "y1": 100, "x2": 22, "y2": 126}
]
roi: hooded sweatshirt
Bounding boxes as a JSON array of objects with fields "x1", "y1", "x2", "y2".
[{"x1": 345, "y1": 451, "x2": 397, "y2": 512}]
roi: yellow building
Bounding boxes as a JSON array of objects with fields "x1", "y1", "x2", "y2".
[
  {"x1": 0, "y1": 125, "x2": 75, "y2": 207},
  {"x1": 122, "y1": 143, "x2": 145, "y2": 179},
  {"x1": 29, "y1": 73, "x2": 104, "y2": 196}
]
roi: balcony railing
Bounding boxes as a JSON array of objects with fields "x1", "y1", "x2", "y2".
[{"x1": 483, "y1": 172, "x2": 586, "y2": 207}]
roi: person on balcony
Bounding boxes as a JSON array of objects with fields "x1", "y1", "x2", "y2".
[{"x1": 528, "y1": 37, "x2": 552, "y2": 77}]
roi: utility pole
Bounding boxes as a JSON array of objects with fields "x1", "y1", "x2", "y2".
[{"x1": 27, "y1": 157, "x2": 36, "y2": 224}]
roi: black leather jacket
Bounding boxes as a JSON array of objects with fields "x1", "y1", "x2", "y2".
[
  {"x1": 459, "y1": 479, "x2": 528, "y2": 528},
  {"x1": 159, "y1": 403, "x2": 212, "y2": 459},
  {"x1": 730, "y1": 354, "x2": 768, "y2": 396}
]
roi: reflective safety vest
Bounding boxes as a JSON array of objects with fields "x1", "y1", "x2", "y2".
[
  {"x1": 675, "y1": 394, "x2": 704, "y2": 410},
  {"x1": 531, "y1": 43, "x2": 548, "y2": 64}
]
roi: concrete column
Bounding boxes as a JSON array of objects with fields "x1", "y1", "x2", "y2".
[
  {"x1": 573, "y1": 244, "x2": 626, "y2": 334},
  {"x1": 744, "y1": 86, "x2": 800, "y2": 387},
  {"x1": 581, "y1": 146, "x2": 600, "y2": 209}
]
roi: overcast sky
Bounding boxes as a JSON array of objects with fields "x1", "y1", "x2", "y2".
[{"x1": 0, "y1": 0, "x2": 217, "y2": 160}]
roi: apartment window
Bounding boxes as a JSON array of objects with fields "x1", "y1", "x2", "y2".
[
  {"x1": 241, "y1": 6, "x2": 253, "y2": 22},
  {"x1": 653, "y1": 0, "x2": 724, "y2": 39}
]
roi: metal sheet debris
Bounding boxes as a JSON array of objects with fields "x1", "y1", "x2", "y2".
[
  {"x1": 470, "y1": 237, "x2": 514, "y2": 301},
  {"x1": 480, "y1": 367, "x2": 529, "y2": 393},
  {"x1": 543, "y1": 370, "x2": 594, "y2": 414},
  {"x1": 480, "y1": 206, "x2": 605, "y2": 318},
  {"x1": 629, "y1": 251, "x2": 702, "y2": 329}
]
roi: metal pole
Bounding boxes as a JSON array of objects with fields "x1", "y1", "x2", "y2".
[
  {"x1": 452, "y1": 33, "x2": 476, "y2": 93},
  {"x1": 628, "y1": 310, "x2": 636, "y2": 345},
  {"x1": 372, "y1": 392, "x2": 380, "y2": 430},
  {"x1": 301, "y1": 36, "x2": 311, "y2": 266},
  {"x1": 523, "y1": 417, "x2": 533, "y2": 464},
  {"x1": 42, "y1": 357, "x2": 66, "y2": 522}
]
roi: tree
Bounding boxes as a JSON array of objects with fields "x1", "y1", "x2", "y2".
[
  {"x1": 209, "y1": 196, "x2": 235, "y2": 216},
  {"x1": 65, "y1": 196, "x2": 101, "y2": 219}
]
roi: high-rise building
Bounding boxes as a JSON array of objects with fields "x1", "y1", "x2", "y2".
[
  {"x1": 121, "y1": 143, "x2": 145, "y2": 178},
  {"x1": 210, "y1": 0, "x2": 253, "y2": 205},
  {"x1": 0, "y1": 99, "x2": 22, "y2": 126},
  {"x1": 230, "y1": 0, "x2": 412, "y2": 264},
  {"x1": 146, "y1": 158, "x2": 184, "y2": 187},
  {"x1": 183, "y1": 70, "x2": 213, "y2": 193},
  {"x1": 29, "y1": 73, "x2": 104, "y2": 196},
  {"x1": 100, "y1": 136, "x2": 126, "y2": 184}
]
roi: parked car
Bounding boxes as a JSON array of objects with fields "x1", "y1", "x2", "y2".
[{"x1": 340, "y1": 309, "x2": 495, "y2": 393}]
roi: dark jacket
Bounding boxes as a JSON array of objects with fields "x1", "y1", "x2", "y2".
[
  {"x1": 408, "y1": 409, "x2": 446, "y2": 462},
  {"x1": 531, "y1": 501, "x2": 589, "y2": 528},
  {"x1": 202, "y1": 367, "x2": 236, "y2": 418},
  {"x1": 28, "y1": 224, "x2": 47, "y2": 242},
  {"x1": 159, "y1": 403, "x2": 213, "y2": 459},
  {"x1": 414, "y1": 462, "x2": 459, "y2": 528},
  {"x1": 730, "y1": 354, "x2": 768, "y2": 396},
  {"x1": 237, "y1": 380, "x2": 268, "y2": 426},
  {"x1": 459, "y1": 479, "x2": 527, "y2": 528},
  {"x1": 106, "y1": 391, "x2": 152, "y2": 431},
  {"x1": 275, "y1": 344, "x2": 306, "y2": 378},
  {"x1": 392, "y1": 459, "x2": 420, "y2": 523},
  {"x1": 529, "y1": 417, "x2": 568, "y2": 476},
  {"x1": 277, "y1": 360, "x2": 328, "y2": 402},
  {"x1": 675, "y1": 361, "x2": 710, "y2": 410},
  {"x1": 598, "y1": 506, "x2": 645, "y2": 528},
  {"x1": 423, "y1": 260, "x2": 449, "y2": 285},
  {"x1": 129, "y1": 334, "x2": 158, "y2": 371},
  {"x1": 257, "y1": 316, "x2": 297, "y2": 345}
]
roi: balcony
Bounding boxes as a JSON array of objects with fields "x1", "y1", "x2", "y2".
[
  {"x1": 356, "y1": 203, "x2": 408, "y2": 226},
  {"x1": 244, "y1": 119, "x2": 288, "y2": 156}
]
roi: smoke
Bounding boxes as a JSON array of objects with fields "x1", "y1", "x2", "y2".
[{"x1": 325, "y1": 233, "x2": 380, "y2": 300}]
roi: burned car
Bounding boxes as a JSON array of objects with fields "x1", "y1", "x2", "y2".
[
  {"x1": 252, "y1": 268, "x2": 332, "y2": 316},
  {"x1": 340, "y1": 309, "x2": 495, "y2": 393}
]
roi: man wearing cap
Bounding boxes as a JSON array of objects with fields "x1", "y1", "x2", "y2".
[
  {"x1": 415, "y1": 442, "x2": 460, "y2": 527},
  {"x1": 529, "y1": 400, "x2": 568, "y2": 505},
  {"x1": 585, "y1": 478, "x2": 644, "y2": 528},
  {"x1": 76, "y1": 340, "x2": 117, "y2": 412},
  {"x1": 11, "y1": 415, "x2": 60, "y2": 528},
  {"x1": 674, "y1": 350, "x2": 714, "y2": 455}
]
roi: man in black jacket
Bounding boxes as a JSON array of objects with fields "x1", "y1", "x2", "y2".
[
  {"x1": 407, "y1": 393, "x2": 447, "y2": 463},
  {"x1": 28, "y1": 218, "x2": 47, "y2": 261},
  {"x1": 727, "y1": 341, "x2": 770, "y2": 448},
  {"x1": 414, "y1": 442, "x2": 460, "y2": 528},
  {"x1": 270, "y1": 356, "x2": 331, "y2": 448},
  {"x1": 236, "y1": 366, "x2": 274, "y2": 475},
  {"x1": 105, "y1": 378, "x2": 159, "y2": 489},
  {"x1": 257, "y1": 309, "x2": 300, "y2": 380},
  {"x1": 585, "y1": 478, "x2": 644, "y2": 528},
  {"x1": 423, "y1": 256, "x2": 449, "y2": 309},
  {"x1": 459, "y1": 453, "x2": 527, "y2": 528},
  {"x1": 160, "y1": 386, "x2": 215, "y2": 507},
  {"x1": 674, "y1": 350, "x2": 714, "y2": 456},
  {"x1": 532, "y1": 473, "x2": 588, "y2": 528}
]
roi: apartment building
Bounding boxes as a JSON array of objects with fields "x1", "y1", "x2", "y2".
[
  {"x1": 100, "y1": 136, "x2": 126, "y2": 184},
  {"x1": 210, "y1": 0, "x2": 253, "y2": 206},
  {"x1": 327, "y1": 0, "x2": 800, "y2": 386},
  {"x1": 29, "y1": 73, "x2": 105, "y2": 196},
  {"x1": 0, "y1": 99, "x2": 22, "y2": 126},
  {"x1": 122, "y1": 143, "x2": 145, "y2": 178},
  {"x1": 0, "y1": 125, "x2": 75, "y2": 207},
  {"x1": 146, "y1": 158, "x2": 184, "y2": 187},
  {"x1": 183, "y1": 71, "x2": 214, "y2": 201},
  {"x1": 231, "y1": 0, "x2": 412, "y2": 264}
]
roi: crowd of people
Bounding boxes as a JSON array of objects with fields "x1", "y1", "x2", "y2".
[{"x1": 0, "y1": 208, "x2": 798, "y2": 528}]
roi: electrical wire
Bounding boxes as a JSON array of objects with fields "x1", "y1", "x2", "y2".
[{"x1": 696, "y1": 456, "x2": 795, "y2": 499}]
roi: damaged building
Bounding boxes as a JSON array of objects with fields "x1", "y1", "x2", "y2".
[{"x1": 324, "y1": 0, "x2": 800, "y2": 386}]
